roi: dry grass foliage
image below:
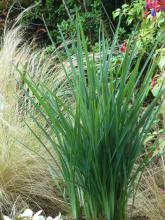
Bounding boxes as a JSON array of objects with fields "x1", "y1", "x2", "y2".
[
  {"x1": 134, "y1": 156, "x2": 165, "y2": 220},
  {"x1": 0, "y1": 125, "x2": 63, "y2": 216},
  {"x1": 0, "y1": 25, "x2": 67, "y2": 216},
  {"x1": 0, "y1": 25, "x2": 67, "y2": 109}
]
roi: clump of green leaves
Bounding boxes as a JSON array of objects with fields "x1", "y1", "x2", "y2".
[
  {"x1": 22, "y1": 0, "x2": 102, "y2": 45},
  {"x1": 113, "y1": 0, "x2": 144, "y2": 25},
  {"x1": 20, "y1": 20, "x2": 164, "y2": 220}
]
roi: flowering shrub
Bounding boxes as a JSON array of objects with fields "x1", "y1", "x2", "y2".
[
  {"x1": 140, "y1": 0, "x2": 165, "y2": 48},
  {"x1": 113, "y1": 0, "x2": 164, "y2": 50},
  {"x1": 145, "y1": 0, "x2": 165, "y2": 16}
]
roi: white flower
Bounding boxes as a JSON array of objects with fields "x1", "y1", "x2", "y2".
[
  {"x1": 3, "y1": 216, "x2": 11, "y2": 220},
  {"x1": 46, "y1": 213, "x2": 62, "y2": 220},
  {"x1": 33, "y1": 215, "x2": 45, "y2": 220},
  {"x1": 4, "y1": 209, "x2": 62, "y2": 220},
  {"x1": 19, "y1": 209, "x2": 45, "y2": 220},
  {"x1": 33, "y1": 211, "x2": 45, "y2": 220},
  {"x1": 46, "y1": 217, "x2": 53, "y2": 220},
  {"x1": 19, "y1": 209, "x2": 33, "y2": 218}
]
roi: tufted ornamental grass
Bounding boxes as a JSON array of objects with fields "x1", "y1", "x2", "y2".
[
  {"x1": 20, "y1": 21, "x2": 164, "y2": 220},
  {"x1": 134, "y1": 155, "x2": 165, "y2": 220},
  {"x1": 0, "y1": 24, "x2": 68, "y2": 216}
]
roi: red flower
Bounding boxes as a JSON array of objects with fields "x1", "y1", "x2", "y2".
[
  {"x1": 144, "y1": 9, "x2": 149, "y2": 16},
  {"x1": 120, "y1": 42, "x2": 127, "y2": 53}
]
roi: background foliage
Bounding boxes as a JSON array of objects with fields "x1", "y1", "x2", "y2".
[{"x1": 0, "y1": 0, "x2": 134, "y2": 46}]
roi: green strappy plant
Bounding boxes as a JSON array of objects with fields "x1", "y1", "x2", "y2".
[{"x1": 19, "y1": 21, "x2": 164, "y2": 220}]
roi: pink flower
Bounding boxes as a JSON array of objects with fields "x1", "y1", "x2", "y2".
[
  {"x1": 150, "y1": 78, "x2": 156, "y2": 89},
  {"x1": 145, "y1": 0, "x2": 165, "y2": 16},
  {"x1": 145, "y1": 0, "x2": 153, "y2": 9},
  {"x1": 160, "y1": 188, "x2": 165, "y2": 193}
]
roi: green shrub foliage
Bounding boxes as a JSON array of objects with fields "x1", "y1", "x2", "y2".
[{"x1": 21, "y1": 0, "x2": 102, "y2": 45}]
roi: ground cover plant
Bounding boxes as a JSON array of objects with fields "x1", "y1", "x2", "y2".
[{"x1": 19, "y1": 16, "x2": 165, "y2": 219}]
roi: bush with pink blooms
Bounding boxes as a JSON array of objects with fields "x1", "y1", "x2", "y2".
[{"x1": 113, "y1": 0, "x2": 165, "y2": 49}]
